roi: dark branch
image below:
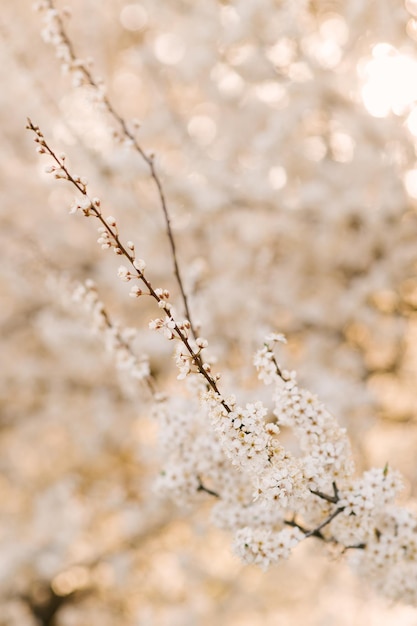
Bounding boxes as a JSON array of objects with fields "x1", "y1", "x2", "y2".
[
  {"x1": 309, "y1": 482, "x2": 339, "y2": 504},
  {"x1": 197, "y1": 478, "x2": 220, "y2": 498}
]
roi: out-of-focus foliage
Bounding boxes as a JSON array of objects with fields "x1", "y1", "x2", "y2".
[{"x1": 2, "y1": 0, "x2": 417, "y2": 624}]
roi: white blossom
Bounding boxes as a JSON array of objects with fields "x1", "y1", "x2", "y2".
[{"x1": 233, "y1": 526, "x2": 304, "y2": 569}]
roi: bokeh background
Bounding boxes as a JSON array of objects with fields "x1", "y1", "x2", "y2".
[{"x1": 2, "y1": 0, "x2": 417, "y2": 623}]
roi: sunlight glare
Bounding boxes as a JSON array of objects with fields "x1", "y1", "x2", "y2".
[{"x1": 361, "y1": 43, "x2": 417, "y2": 117}]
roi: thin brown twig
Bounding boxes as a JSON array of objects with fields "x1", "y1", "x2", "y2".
[
  {"x1": 285, "y1": 482, "x2": 345, "y2": 543},
  {"x1": 285, "y1": 506, "x2": 345, "y2": 541},
  {"x1": 309, "y1": 482, "x2": 339, "y2": 504},
  {"x1": 27, "y1": 119, "x2": 231, "y2": 416},
  {"x1": 342, "y1": 542, "x2": 366, "y2": 552},
  {"x1": 43, "y1": 0, "x2": 196, "y2": 338},
  {"x1": 197, "y1": 477, "x2": 220, "y2": 498},
  {"x1": 285, "y1": 517, "x2": 327, "y2": 541},
  {"x1": 270, "y1": 350, "x2": 288, "y2": 381},
  {"x1": 304, "y1": 506, "x2": 345, "y2": 538}
]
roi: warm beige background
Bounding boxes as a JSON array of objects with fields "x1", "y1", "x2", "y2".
[{"x1": 1, "y1": 1, "x2": 417, "y2": 624}]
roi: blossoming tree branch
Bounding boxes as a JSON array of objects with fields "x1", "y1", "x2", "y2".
[{"x1": 25, "y1": 0, "x2": 417, "y2": 611}]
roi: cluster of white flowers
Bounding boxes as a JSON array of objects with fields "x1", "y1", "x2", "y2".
[
  {"x1": 203, "y1": 390, "x2": 305, "y2": 517},
  {"x1": 153, "y1": 393, "x2": 214, "y2": 503},
  {"x1": 253, "y1": 334, "x2": 287, "y2": 383},
  {"x1": 31, "y1": 113, "x2": 417, "y2": 603},
  {"x1": 273, "y1": 373, "x2": 354, "y2": 491},
  {"x1": 166, "y1": 337, "x2": 417, "y2": 586},
  {"x1": 148, "y1": 315, "x2": 177, "y2": 340},
  {"x1": 71, "y1": 279, "x2": 151, "y2": 385},
  {"x1": 174, "y1": 337, "x2": 209, "y2": 379},
  {"x1": 348, "y1": 505, "x2": 417, "y2": 604},
  {"x1": 253, "y1": 345, "x2": 279, "y2": 385},
  {"x1": 233, "y1": 526, "x2": 304, "y2": 570}
]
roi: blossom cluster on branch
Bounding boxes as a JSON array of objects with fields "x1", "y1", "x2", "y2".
[
  {"x1": 5, "y1": 0, "x2": 417, "y2": 621},
  {"x1": 27, "y1": 116, "x2": 417, "y2": 605}
]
